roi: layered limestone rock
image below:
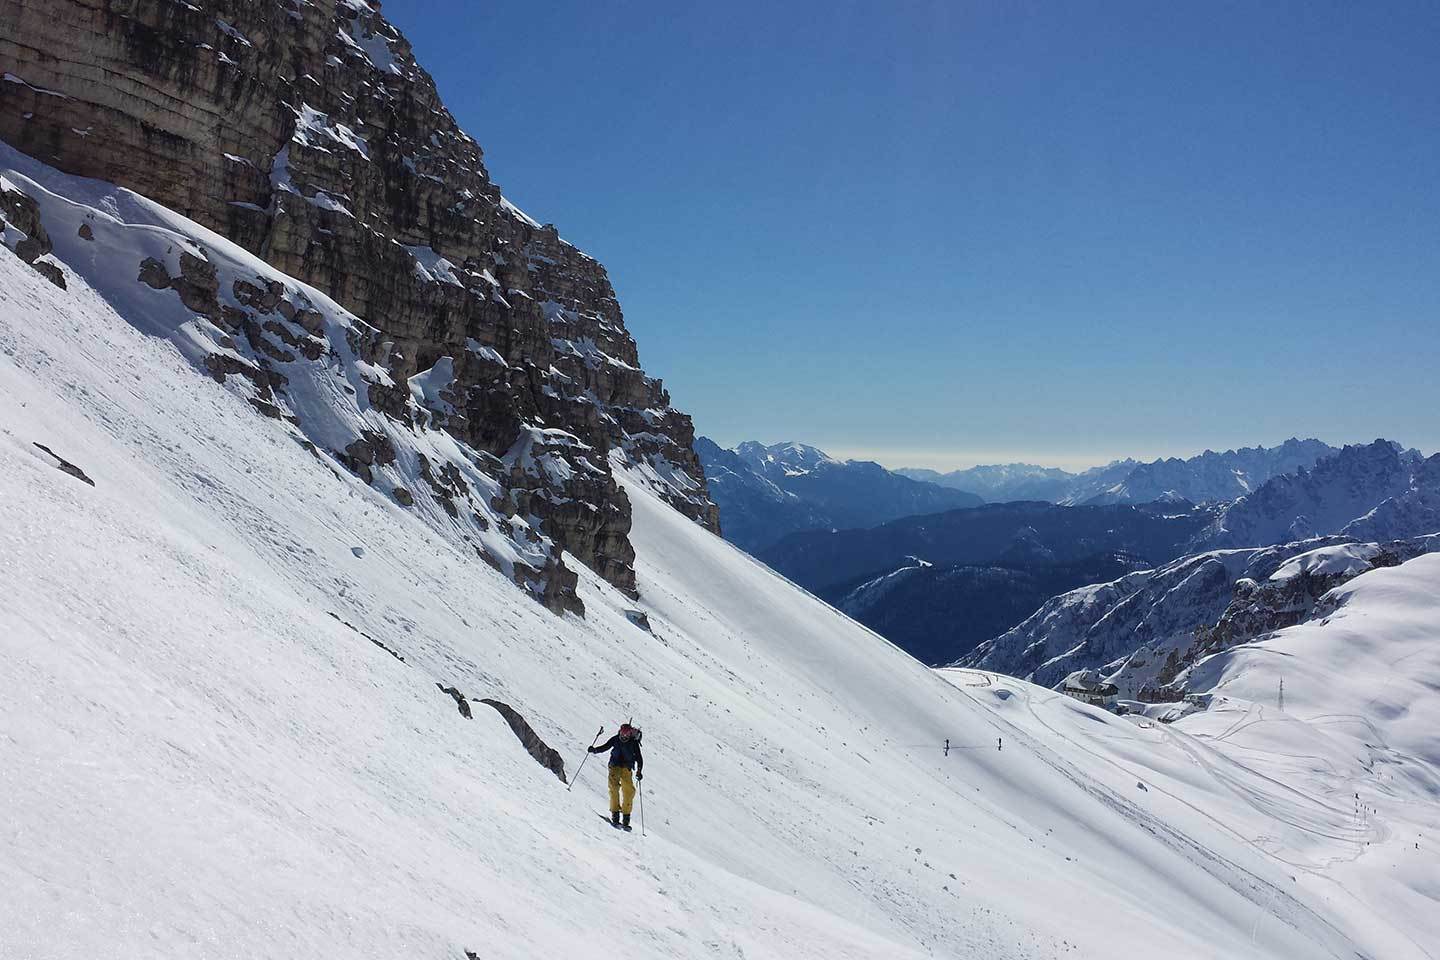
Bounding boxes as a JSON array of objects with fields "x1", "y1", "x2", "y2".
[{"x1": 0, "y1": 0, "x2": 718, "y2": 603}]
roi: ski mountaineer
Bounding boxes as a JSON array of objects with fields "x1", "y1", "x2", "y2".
[{"x1": 591, "y1": 723, "x2": 643, "y2": 829}]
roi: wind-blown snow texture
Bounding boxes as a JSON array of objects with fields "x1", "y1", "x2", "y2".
[{"x1": 4, "y1": 170, "x2": 1440, "y2": 958}]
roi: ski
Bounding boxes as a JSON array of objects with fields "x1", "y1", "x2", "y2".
[{"x1": 598, "y1": 813, "x2": 632, "y2": 831}]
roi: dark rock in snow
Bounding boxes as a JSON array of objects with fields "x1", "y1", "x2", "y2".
[
  {"x1": 437, "y1": 684, "x2": 472, "y2": 719},
  {"x1": 32, "y1": 442, "x2": 94, "y2": 486},
  {"x1": 1, "y1": 180, "x2": 64, "y2": 286},
  {"x1": 327, "y1": 612, "x2": 404, "y2": 662},
  {"x1": 479, "y1": 698, "x2": 568, "y2": 783}
]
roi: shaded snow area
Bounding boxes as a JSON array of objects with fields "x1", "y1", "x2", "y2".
[{"x1": 2, "y1": 192, "x2": 1438, "y2": 960}]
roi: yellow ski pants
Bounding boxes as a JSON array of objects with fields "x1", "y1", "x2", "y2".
[{"x1": 608, "y1": 766, "x2": 636, "y2": 815}]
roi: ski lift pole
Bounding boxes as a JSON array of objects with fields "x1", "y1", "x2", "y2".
[{"x1": 567, "y1": 726, "x2": 605, "y2": 792}]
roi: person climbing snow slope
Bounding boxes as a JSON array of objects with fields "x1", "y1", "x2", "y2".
[{"x1": 591, "y1": 724, "x2": 643, "y2": 829}]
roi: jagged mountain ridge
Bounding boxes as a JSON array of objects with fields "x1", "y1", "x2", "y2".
[
  {"x1": 1084, "y1": 438, "x2": 1339, "y2": 505},
  {"x1": 1344, "y1": 452, "x2": 1440, "y2": 541},
  {"x1": 1194, "y1": 440, "x2": 1431, "y2": 550},
  {"x1": 696, "y1": 437, "x2": 981, "y2": 553},
  {"x1": 0, "y1": 0, "x2": 716, "y2": 609},
  {"x1": 900, "y1": 438, "x2": 1340, "y2": 505}
]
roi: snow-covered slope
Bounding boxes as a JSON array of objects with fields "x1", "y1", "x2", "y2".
[
  {"x1": 1184, "y1": 552, "x2": 1440, "y2": 769},
  {"x1": 940, "y1": 546, "x2": 1440, "y2": 958},
  {"x1": 5, "y1": 160, "x2": 1437, "y2": 958}
]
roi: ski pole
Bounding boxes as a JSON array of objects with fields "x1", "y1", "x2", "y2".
[
  {"x1": 638, "y1": 777, "x2": 645, "y2": 837},
  {"x1": 567, "y1": 726, "x2": 604, "y2": 792}
]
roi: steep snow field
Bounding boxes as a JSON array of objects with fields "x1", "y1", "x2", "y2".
[{"x1": 3, "y1": 164, "x2": 1439, "y2": 959}]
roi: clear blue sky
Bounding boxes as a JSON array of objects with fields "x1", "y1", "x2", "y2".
[{"x1": 389, "y1": 0, "x2": 1439, "y2": 471}]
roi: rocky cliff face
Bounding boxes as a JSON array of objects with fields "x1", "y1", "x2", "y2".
[
  {"x1": 0, "y1": 0, "x2": 717, "y2": 605},
  {"x1": 1192, "y1": 440, "x2": 1421, "y2": 550},
  {"x1": 1341, "y1": 453, "x2": 1440, "y2": 543}
]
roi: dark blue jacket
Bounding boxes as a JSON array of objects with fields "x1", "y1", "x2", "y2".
[{"x1": 591, "y1": 734, "x2": 643, "y2": 773}]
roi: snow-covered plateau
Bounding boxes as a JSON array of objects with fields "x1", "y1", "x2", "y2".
[{"x1": 3, "y1": 155, "x2": 1439, "y2": 960}]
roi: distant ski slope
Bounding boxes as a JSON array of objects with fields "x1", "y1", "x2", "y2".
[{"x1": 2, "y1": 163, "x2": 1438, "y2": 958}]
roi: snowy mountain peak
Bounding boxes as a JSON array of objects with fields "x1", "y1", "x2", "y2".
[
  {"x1": 734, "y1": 439, "x2": 838, "y2": 475},
  {"x1": 698, "y1": 438, "x2": 982, "y2": 553},
  {"x1": 1196, "y1": 439, "x2": 1431, "y2": 550}
]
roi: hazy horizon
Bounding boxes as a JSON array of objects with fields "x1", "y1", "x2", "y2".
[{"x1": 700, "y1": 434, "x2": 1428, "y2": 475}]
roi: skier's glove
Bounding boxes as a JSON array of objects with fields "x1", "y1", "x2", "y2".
[{"x1": 637, "y1": 772, "x2": 644, "y2": 781}]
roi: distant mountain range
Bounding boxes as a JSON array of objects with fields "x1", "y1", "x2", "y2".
[
  {"x1": 759, "y1": 498, "x2": 1214, "y2": 592},
  {"x1": 695, "y1": 439, "x2": 981, "y2": 553},
  {"x1": 961, "y1": 442, "x2": 1440, "y2": 688},
  {"x1": 961, "y1": 533, "x2": 1440, "y2": 696},
  {"x1": 700, "y1": 435, "x2": 1438, "y2": 669},
  {"x1": 898, "y1": 438, "x2": 1340, "y2": 505},
  {"x1": 897, "y1": 463, "x2": 1097, "y2": 503},
  {"x1": 1193, "y1": 440, "x2": 1430, "y2": 548},
  {"x1": 824, "y1": 552, "x2": 1150, "y2": 666},
  {"x1": 765, "y1": 438, "x2": 1438, "y2": 668}
]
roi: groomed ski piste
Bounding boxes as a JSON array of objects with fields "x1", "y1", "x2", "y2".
[{"x1": 3, "y1": 147, "x2": 1439, "y2": 959}]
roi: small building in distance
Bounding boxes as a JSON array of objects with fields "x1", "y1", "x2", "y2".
[{"x1": 1061, "y1": 669, "x2": 1119, "y2": 709}]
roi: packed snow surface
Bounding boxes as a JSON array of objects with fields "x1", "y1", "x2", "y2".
[
  {"x1": 1269, "y1": 542, "x2": 1383, "y2": 581},
  {"x1": 3, "y1": 154, "x2": 1439, "y2": 958}
]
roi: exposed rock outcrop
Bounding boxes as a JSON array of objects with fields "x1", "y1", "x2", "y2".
[
  {"x1": 32, "y1": 442, "x2": 93, "y2": 485},
  {"x1": 479, "y1": 698, "x2": 567, "y2": 783},
  {"x1": 0, "y1": 0, "x2": 717, "y2": 607},
  {"x1": 0, "y1": 176, "x2": 64, "y2": 286},
  {"x1": 436, "y1": 683, "x2": 472, "y2": 720}
]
